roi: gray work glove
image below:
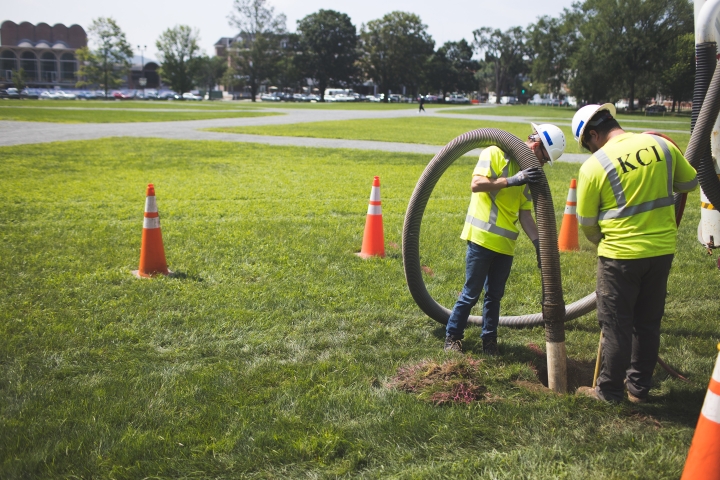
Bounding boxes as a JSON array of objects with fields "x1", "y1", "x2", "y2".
[
  {"x1": 507, "y1": 167, "x2": 542, "y2": 187},
  {"x1": 532, "y1": 238, "x2": 542, "y2": 269}
]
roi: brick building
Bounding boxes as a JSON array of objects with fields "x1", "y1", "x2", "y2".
[{"x1": 0, "y1": 20, "x2": 86, "y2": 88}]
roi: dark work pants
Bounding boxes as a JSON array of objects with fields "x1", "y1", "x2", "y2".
[{"x1": 595, "y1": 254, "x2": 674, "y2": 402}]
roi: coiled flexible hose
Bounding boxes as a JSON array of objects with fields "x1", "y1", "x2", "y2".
[{"x1": 402, "y1": 128, "x2": 583, "y2": 337}]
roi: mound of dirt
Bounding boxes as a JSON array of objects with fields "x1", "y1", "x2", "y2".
[{"x1": 387, "y1": 358, "x2": 488, "y2": 405}]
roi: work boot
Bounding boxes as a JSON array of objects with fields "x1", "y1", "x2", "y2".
[
  {"x1": 576, "y1": 386, "x2": 605, "y2": 402},
  {"x1": 627, "y1": 391, "x2": 647, "y2": 404},
  {"x1": 482, "y1": 337, "x2": 498, "y2": 356},
  {"x1": 624, "y1": 379, "x2": 648, "y2": 404},
  {"x1": 444, "y1": 335, "x2": 463, "y2": 353}
]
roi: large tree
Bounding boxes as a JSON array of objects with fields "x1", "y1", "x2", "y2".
[
  {"x1": 296, "y1": 10, "x2": 358, "y2": 102},
  {"x1": 193, "y1": 55, "x2": 228, "y2": 99},
  {"x1": 75, "y1": 17, "x2": 132, "y2": 98},
  {"x1": 658, "y1": 32, "x2": 695, "y2": 112},
  {"x1": 156, "y1": 25, "x2": 201, "y2": 94},
  {"x1": 567, "y1": 0, "x2": 693, "y2": 109},
  {"x1": 473, "y1": 26, "x2": 529, "y2": 102},
  {"x1": 425, "y1": 40, "x2": 478, "y2": 98},
  {"x1": 228, "y1": 0, "x2": 287, "y2": 101},
  {"x1": 527, "y1": 14, "x2": 578, "y2": 97},
  {"x1": 359, "y1": 11, "x2": 434, "y2": 102}
]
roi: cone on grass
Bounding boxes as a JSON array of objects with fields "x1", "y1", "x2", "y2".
[
  {"x1": 132, "y1": 184, "x2": 170, "y2": 278},
  {"x1": 681, "y1": 344, "x2": 720, "y2": 480},
  {"x1": 357, "y1": 176, "x2": 385, "y2": 259},
  {"x1": 558, "y1": 178, "x2": 580, "y2": 251}
]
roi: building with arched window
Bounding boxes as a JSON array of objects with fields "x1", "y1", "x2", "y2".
[{"x1": 0, "y1": 20, "x2": 86, "y2": 88}]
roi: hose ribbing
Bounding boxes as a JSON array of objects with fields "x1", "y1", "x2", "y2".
[
  {"x1": 686, "y1": 53, "x2": 720, "y2": 211},
  {"x1": 402, "y1": 128, "x2": 568, "y2": 333}
]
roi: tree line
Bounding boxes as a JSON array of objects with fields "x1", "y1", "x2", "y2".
[{"x1": 75, "y1": 0, "x2": 694, "y2": 110}]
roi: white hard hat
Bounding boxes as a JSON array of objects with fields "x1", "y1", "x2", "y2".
[
  {"x1": 531, "y1": 122, "x2": 565, "y2": 165},
  {"x1": 571, "y1": 103, "x2": 616, "y2": 148}
]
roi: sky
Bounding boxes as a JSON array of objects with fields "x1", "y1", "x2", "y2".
[{"x1": 5, "y1": 0, "x2": 577, "y2": 62}]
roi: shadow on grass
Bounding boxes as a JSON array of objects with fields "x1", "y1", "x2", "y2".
[{"x1": 168, "y1": 271, "x2": 204, "y2": 282}]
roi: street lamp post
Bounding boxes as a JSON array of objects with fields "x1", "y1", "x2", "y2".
[{"x1": 137, "y1": 45, "x2": 147, "y2": 97}]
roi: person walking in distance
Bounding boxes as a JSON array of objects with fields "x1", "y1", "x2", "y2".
[
  {"x1": 572, "y1": 104, "x2": 698, "y2": 403},
  {"x1": 444, "y1": 123, "x2": 566, "y2": 355},
  {"x1": 418, "y1": 95, "x2": 425, "y2": 113}
]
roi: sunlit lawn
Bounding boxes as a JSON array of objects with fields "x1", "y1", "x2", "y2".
[
  {"x1": 0, "y1": 106, "x2": 281, "y2": 123},
  {"x1": 0, "y1": 137, "x2": 716, "y2": 478},
  {"x1": 207, "y1": 116, "x2": 691, "y2": 154}
]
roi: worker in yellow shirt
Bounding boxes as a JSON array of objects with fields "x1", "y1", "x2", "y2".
[
  {"x1": 444, "y1": 123, "x2": 566, "y2": 355},
  {"x1": 572, "y1": 104, "x2": 698, "y2": 403}
]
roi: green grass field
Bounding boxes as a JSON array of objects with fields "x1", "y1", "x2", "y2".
[
  {"x1": 1, "y1": 137, "x2": 717, "y2": 478},
  {"x1": 207, "y1": 116, "x2": 692, "y2": 155},
  {"x1": 0, "y1": 106, "x2": 281, "y2": 123}
]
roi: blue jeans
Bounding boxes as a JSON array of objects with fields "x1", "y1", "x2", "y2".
[{"x1": 446, "y1": 242, "x2": 514, "y2": 340}]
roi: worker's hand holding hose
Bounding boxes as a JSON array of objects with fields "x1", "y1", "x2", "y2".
[
  {"x1": 532, "y1": 238, "x2": 542, "y2": 269},
  {"x1": 507, "y1": 167, "x2": 542, "y2": 187}
]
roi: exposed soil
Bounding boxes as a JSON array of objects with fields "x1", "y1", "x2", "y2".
[
  {"x1": 526, "y1": 342, "x2": 596, "y2": 391},
  {"x1": 387, "y1": 358, "x2": 488, "y2": 405}
]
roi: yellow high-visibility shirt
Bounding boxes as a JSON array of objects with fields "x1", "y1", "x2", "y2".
[
  {"x1": 576, "y1": 132, "x2": 698, "y2": 259},
  {"x1": 461, "y1": 146, "x2": 532, "y2": 256}
]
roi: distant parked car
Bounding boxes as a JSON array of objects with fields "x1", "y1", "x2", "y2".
[
  {"x1": 645, "y1": 104, "x2": 667, "y2": 114},
  {"x1": 76, "y1": 90, "x2": 97, "y2": 100},
  {"x1": 7, "y1": 87, "x2": 21, "y2": 99},
  {"x1": 158, "y1": 91, "x2": 180, "y2": 100},
  {"x1": 22, "y1": 88, "x2": 40, "y2": 99},
  {"x1": 260, "y1": 93, "x2": 281, "y2": 102},
  {"x1": 423, "y1": 94, "x2": 439, "y2": 103},
  {"x1": 445, "y1": 94, "x2": 470, "y2": 104},
  {"x1": 367, "y1": 94, "x2": 383, "y2": 102},
  {"x1": 182, "y1": 92, "x2": 202, "y2": 101},
  {"x1": 142, "y1": 90, "x2": 158, "y2": 100},
  {"x1": 292, "y1": 93, "x2": 309, "y2": 102}
]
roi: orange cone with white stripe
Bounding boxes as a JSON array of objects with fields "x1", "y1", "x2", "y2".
[
  {"x1": 132, "y1": 184, "x2": 170, "y2": 278},
  {"x1": 681, "y1": 344, "x2": 720, "y2": 480},
  {"x1": 558, "y1": 178, "x2": 580, "y2": 251},
  {"x1": 357, "y1": 176, "x2": 385, "y2": 259}
]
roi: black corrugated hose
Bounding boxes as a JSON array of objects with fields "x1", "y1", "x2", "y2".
[
  {"x1": 402, "y1": 128, "x2": 592, "y2": 339},
  {"x1": 686, "y1": 50, "x2": 720, "y2": 212}
]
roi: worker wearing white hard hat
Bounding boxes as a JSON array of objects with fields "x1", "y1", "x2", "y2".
[
  {"x1": 444, "y1": 123, "x2": 566, "y2": 355},
  {"x1": 572, "y1": 104, "x2": 698, "y2": 403}
]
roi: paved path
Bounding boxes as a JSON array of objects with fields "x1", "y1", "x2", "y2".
[{"x1": 5, "y1": 103, "x2": 686, "y2": 163}]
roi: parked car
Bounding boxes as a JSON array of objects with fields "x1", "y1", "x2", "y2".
[
  {"x1": 182, "y1": 92, "x2": 203, "y2": 101},
  {"x1": 158, "y1": 91, "x2": 180, "y2": 100},
  {"x1": 7, "y1": 87, "x2": 21, "y2": 99},
  {"x1": 500, "y1": 96, "x2": 519, "y2": 105},
  {"x1": 143, "y1": 90, "x2": 159, "y2": 100},
  {"x1": 0, "y1": 88, "x2": 8, "y2": 99},
  {"x1": 260, "y1": 93, "x2": 281, "y2": 102},
  {"x1": 423, "y1": 94, "x2": 439, "y2": 103},
  {"x1": 22, "y1": 88, "x2": 40, "y2": 99},
  {"x1": 445, "y1": 94, "x2": 470, "y2": 104},
  {"x1": 76, "y1": 90, "x2": 97, "y2": 100},
  {"x1": 645, "y1": 104, "x2": 667, "y2": 114},
  {"x1": 292, "y1": 93, "x2": 309, "y2": 102},
  {"x1": 307, "y1": 94, "x2": 320, "y2": 102},
  {"x1": 367, "y1": 94, "x2": 383, "y2": 102}
]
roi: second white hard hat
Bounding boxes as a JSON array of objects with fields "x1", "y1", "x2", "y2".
[
  {"x1": 531, "y1": 123, "x2": 566, "y2": 165},
  {"x1": 571, "y1": 103, "x2": 616, "y2": 148}
]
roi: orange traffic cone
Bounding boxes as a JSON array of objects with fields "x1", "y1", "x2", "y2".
[
  {"x1": 558, "y1": 178, "x2": 580, "y2": 251},
  {"x1": 132, "y1": 184, "x2": 171, "y2": 278},
  {"x1": 356, "y1": 176, "x2": 385, "y2": 259},
  {"x1": 681, "y1": 344, "x2": 720, "y2": 479}
]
